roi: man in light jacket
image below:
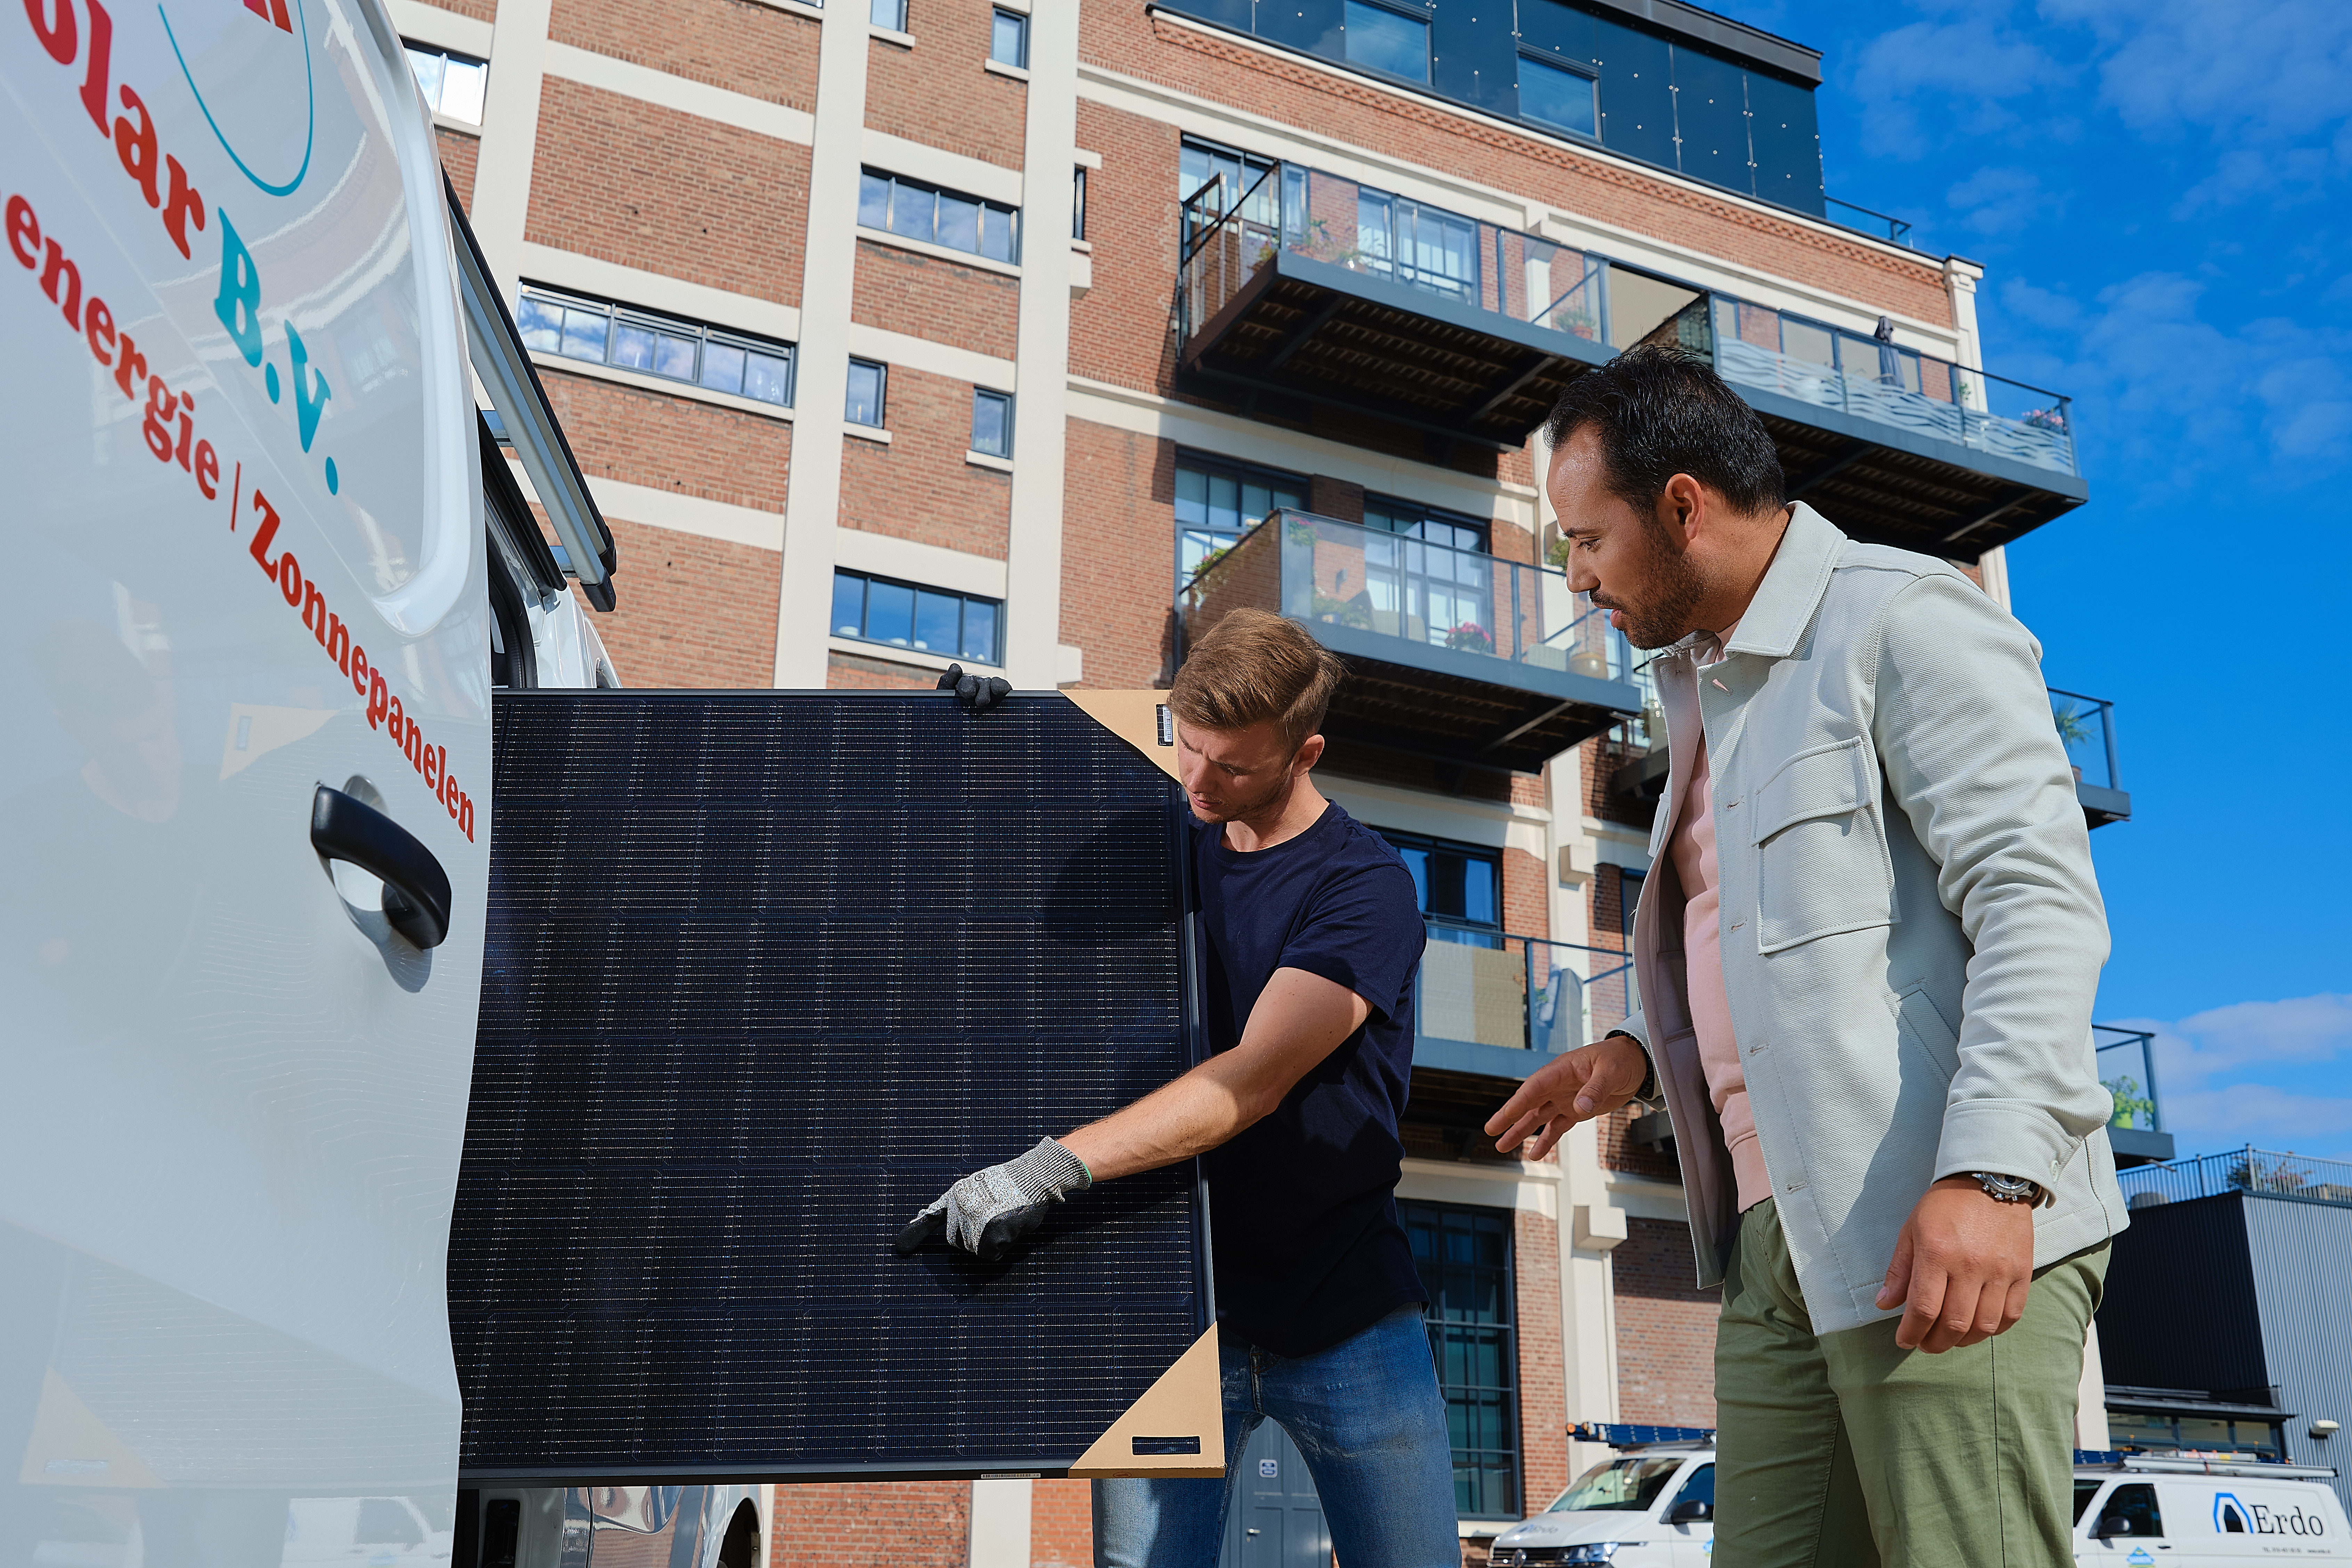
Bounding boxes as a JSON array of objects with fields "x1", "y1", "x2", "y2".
[{"x1": 1489, "y1": 345, "x2": 2126, "y2": 1567}]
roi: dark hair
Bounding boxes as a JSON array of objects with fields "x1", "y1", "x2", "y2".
[{"x1": 1542, "y1": 343, "x2": 1786, "y2": 516}]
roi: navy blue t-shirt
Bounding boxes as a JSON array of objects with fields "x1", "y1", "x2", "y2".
[{"x1": 1195, "y1": 801, "x2": 1429, "y2": 1357}]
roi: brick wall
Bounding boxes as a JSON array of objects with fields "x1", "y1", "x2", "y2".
[
  {"x1": 853, "y1": 240, "x2": 1022, "y2": 361},
  {"x1": 1080, "y1": 1, "x2": 1953, "y2": 330},
  {"x1": 766, "y1": 1483, "x2": 967, "y2": 1568},
  {"x1": 537, "y1": 368, "x2": 795, "y2": 513},
  {"x1": 549, "y1": 0, "x2": 818, "y2": 109},
  {"x1": 1061, "y1": 418, "x2": 1180, "y2": 687},
  {"x1": 1503, "y1": 846, "x2": 1548, "y2": 947},
  {"x1": 526, "y1": 79, "x2": 810, "y2": 306},
  {"x1": 1069, "y1": 100, "x2": 1182, "y2": 395},
  {"x1": 1030, "y1": 1480, "x2": 1092, "y2": 1568},
  {"x1": 438, "y1": 128, "x2": 479, "y2": 210},
  {"x1": 828, "y1": 649, "x2": 939, "y2": 689},
  {"x1": 1513, "y1": 1210, "x2": 1568, "y2": 1517},
  {"x1": 837, "y1": 365, "x2": 1014, "y2": 559},
  {"x1": 1611, "y1": 1218, "x2": 1719, "y2": 1428},
  {"x1": 866, "y1": 3, "x2": 1027, "y2": 170},
  {"x1": 420, "y1": 0, "x2": 493, "y2": 25},
  {"x1": 594, "y1": 518, "x2": 779, "y2": 688}
]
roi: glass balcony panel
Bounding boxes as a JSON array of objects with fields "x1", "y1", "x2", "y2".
[
  {"x1": 1413, "y1": 919, "x2": 1640, "y2": 1056},
  {"x1": 2094, "y1": 1025, "x2": 2160, "y2": 1133},
  {"x1": 2049, "y1": 688, "x2": 2115, "y2": 789}
]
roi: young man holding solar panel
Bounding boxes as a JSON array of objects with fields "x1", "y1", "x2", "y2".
[{"x1": 901, "y1": 610, "x2": 1459, "y2": 1568}]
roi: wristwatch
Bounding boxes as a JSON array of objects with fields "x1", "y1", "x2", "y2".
[
  {"x1": 1603, "y1": 1030, "x2": 1657, "y2": 1104},
  {"x1": 1969, "y1": 1171, "x2": 2042, "y2": 1205}
]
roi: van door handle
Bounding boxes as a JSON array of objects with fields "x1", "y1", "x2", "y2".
[{"x1": 311, "y1": 785, "x2": 454, "y2": 949}]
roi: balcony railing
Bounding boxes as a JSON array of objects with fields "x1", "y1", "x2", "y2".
[
  {"x1": 1178, "y1": 162, "x2": 2078, "y2": 478},
  {"x1": 1824, "y1": 196, "x2": 1913, "y2": 247},
  {"x1": 2049, "y1": 688, "x2": 2120, "y2": 790},
  {"x1": 1182, "y1": 510, "x2": 1644, "y2": 770},
  {"x1": 2116, "y1": 1147, "x2": 2352, "y2": 1210},
  {"x1": 1418, "y1": 922, "x2": 1638, "y2": 1061}
]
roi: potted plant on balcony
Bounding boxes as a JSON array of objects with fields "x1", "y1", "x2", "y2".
[
  {"x1": 2052, "y1": 700, "x2": 2092, "y2": 781},
  {"x1": 1445, "y1": 620, "x2": 1493, "y2": 654}
]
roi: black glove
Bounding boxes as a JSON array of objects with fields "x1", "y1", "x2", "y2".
[
  {"x1": 895, "y1": 1137, "x2": 1093, "y2": 1263},
  {"x1": 937, "y1": 663, "x2": 1012, "y2": 713}
]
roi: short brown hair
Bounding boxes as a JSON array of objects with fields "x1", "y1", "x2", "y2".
[{"x1": 1170, "y1": 608, "x2": 1346, "y2": 756}]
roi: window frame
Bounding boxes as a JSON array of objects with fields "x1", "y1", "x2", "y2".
[
  {"x1": 1171, "y1": 448, "x2": 1307, "y2": 588},
  {"x1": 1369, "y1": 824, "x2": 1504, "y2": 941},
  {"x1": 1072, "y1": 165, "x2": 1088, "y2": 241},
  {"x1": 989, "y1": 6, "x2": 1029, "y2": 68},
  {"x1": 970, "y1": 388, "x2": 1014, "y2": 458},
  {"x1": 830, "y1": 569, "x2": 1004, "y2": 667},
  {"x1": 868, "y1": 0, "x2": 907, "y2": 29},
  {"x1": 1340, "y1": 0, "x2": 1432, "y2": 85},
  {"x1": 402, "y1": 41, "x2": 489, "y2": 124},
  {"x1": 516, "y1": 285, "x2": 796, "y2": 408},
  {"x1": 845, "y1": 357, "x2": 889, "y2": 428},
  {"x1": 1399, "y1": 1199, "x2": 1522, "y2": 1520},
  {"x1": 858, "y1": 168, "x2": 1023, "y2": 264},
  {"x1": 1516, "y1": 48, "x2": 1601, "y2": 141}
]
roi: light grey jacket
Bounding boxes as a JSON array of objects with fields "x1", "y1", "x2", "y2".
[{"x1": 1618, "y1": 504, "x2": 2126, "y2": 1335}]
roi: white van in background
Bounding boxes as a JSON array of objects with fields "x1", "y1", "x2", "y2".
[
  {"x1": 2076, "y1": 1455, "x2": 2349, "y2": 1563},
  {"x1": 1486, "y1": 1436, "x2": 1716, "y2": 1567},
  {"x1": 0, "y1": 0, "x2": 754, "y2": 1557}
]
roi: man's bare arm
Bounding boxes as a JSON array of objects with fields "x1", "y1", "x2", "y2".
[{"x1": 1060, "y1": 967, "x2": 1371, "y2": 1182}]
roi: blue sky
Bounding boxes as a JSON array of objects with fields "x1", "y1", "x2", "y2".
[{"x1": 1715, "y1": 0, "x2": 2352, "y2": 1158}]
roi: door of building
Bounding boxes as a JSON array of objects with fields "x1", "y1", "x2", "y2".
[{"x1": 1220, "y1": 1420, "x2": 1330, "y2": 1568}]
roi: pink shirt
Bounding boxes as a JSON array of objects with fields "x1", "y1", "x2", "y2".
[{"x1": 1666, "y1": 630, "x2": 1772, "y2": 1213}]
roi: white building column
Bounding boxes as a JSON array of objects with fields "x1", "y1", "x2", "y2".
[
  {"x1": 1003, "y1": 1, "x2": 1078, "y2": 689},
  {"x1": 969, "y1": 1478, "x2": 1035, "y2": 1568},
  {"x1": 466, "y1": 0, "x2": 553, "y2": 291},
  {"x1": 1558, "y1": 1117, "x2": 1627, "y2": 1478},
  {"x1": 770, "y1": 5, "x2": 871, "y2": 687}
]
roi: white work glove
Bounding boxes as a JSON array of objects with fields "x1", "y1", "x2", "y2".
[{"x1": 893, "y1": 1137, "x2": 1093, "y2": 1263}]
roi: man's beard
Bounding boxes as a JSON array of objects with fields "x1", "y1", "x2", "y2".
[
  {"x1": 1190, "y1": 759, "x2": 1297, "y2": 825},
  {"x1": 1605, "y1": 517, "x2": 1707, "y2": 650}
]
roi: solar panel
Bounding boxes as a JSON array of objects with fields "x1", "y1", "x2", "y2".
[{"x1": 452, "y1": 692, "x2": 1213, "y2": 1482}]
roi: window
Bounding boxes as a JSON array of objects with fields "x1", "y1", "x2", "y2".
[
  {"x1": 1179, "y1": 135, "x2": 1272, "y2": 207},
  {"x1": 2091, "y1": 1483, "x2": 2163, "y2": 1538},
  {"x1": 1371, "y1": 826, "x2": 1500, "y2": 944},
  {"x1": 1354, "y1": 186, "x2": 1479, "y2": 302},
  {"x1": 845, "y1": 358, "x2": 887, "y2": 427},
  {"x1": 517, "y1": 287, "x2": 793, "y2": 406},
  {"x1": 831, "y1": 571, "x2": 1001, "y2": 664},
  {"x1": 1361, "y1": 497, "x2": 1492, "y2": 656},
  {"x1": 869, "y1": 0, "x2": 905, "y2": 28},
  {"x1": 1401, "y1": 1202, "x2": 1518, "y2": 1518},
  {"x1": 970, "y1": 389, "x2": 1013, "y2": 458},
  {"x1": 1173, "y1": 452, "x2": 1302, "y2": 582},
  {"x1": 1542, "y1": 1455, "x2": 1685, "y2": 1514},
  {"x1": 989, "y1": 7, "x2": 1028, "y2": 68},
  {"x1": 1667, "y1": 1463, "x2": 1714, "y2": 1516},
  {"x1": 1342, "y1": 0, "x2": 1429, "y2": 83},
  {"x1": 1519, "y1": 53, "x2": 1597, "y2": 138},
  {"x1": 858, "y1": 170, "x2": 1021, "y2": 263},
  {"x1": 1072, "y1": 166, "x2": 1087, "y2": 240},
  {"x1": 404, "y1": 43, "x2": 487, "y2": 123},
  {"x1": 1618, "y1": 867, "x2": 1645, "y2": 941}
]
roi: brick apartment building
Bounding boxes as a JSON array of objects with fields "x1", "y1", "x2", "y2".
[{"x1": 400, "y1": 0, "x2": 2128, "y2": 1557}]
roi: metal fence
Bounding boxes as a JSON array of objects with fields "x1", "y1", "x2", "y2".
[{"x1": 2116, "y1": 1147, "x2": 2352, "y2": 1209}]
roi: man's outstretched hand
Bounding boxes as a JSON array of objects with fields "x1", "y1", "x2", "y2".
[
  {"x1": 1483, "y1": 1033, "x2": 1650, "y2": 1161},
  {"x1": 938, "y1": 663, "x2": 1012, "y2": 713},
  {"x1": 894, "y1": 1137, "x2": 1092, "y2": 1263},
  {"x1": 1876, "y1": 1176, "x2": 2036, "y2": 1353}
]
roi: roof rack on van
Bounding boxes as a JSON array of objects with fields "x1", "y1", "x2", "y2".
[
  {"x1": 2074, "y1": 1451, "x2": 2337, "y2": 1481},
  {"x1": 1571, "y1": 1422, "x2": 1717, "y2": 1449}
]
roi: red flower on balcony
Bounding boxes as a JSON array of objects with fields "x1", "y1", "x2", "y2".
[{"x1": 1445, "y1": 621, "x2": 1493, "y2": 654}]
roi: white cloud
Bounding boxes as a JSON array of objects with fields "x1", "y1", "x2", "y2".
[
  {"x1": 1945, "y1": 166, "x2": 2058, "y2": 235},
  {"x1": 2039, "y1": 0, "x2": 2352, "y2": 141},
  {"x1": 2104, "y1": 994, "x2": 2352, "y2": 1159}
]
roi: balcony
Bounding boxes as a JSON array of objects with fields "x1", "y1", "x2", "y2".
[
  {"x1": 1178, "y1": 166, "x2": 2086, "y2": 557},
  {"x1": 1180, "y1": 510, "x2": 1645, "y2": 772},
  {"x1": 2052, "y1": 687, "x2": 2129, "y2": 827},
  {"x1": 2096, "y1": 1026, "x2": 2173, "y2": 1168}
]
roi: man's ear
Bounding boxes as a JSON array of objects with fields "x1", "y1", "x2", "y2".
[
  {"x1": 1294, "y1": 734, "x2": 1326, "y2": 774},
  {"x1": 1657, "y1": 473, "x2": 1706, "y2": 545}
]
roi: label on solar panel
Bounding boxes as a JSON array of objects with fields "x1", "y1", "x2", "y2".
[{"x1": 452, "y1": 693, "x2": 1214, "y2": 1481}]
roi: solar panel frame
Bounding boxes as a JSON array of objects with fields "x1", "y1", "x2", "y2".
[{"x1": 452, "y1": 691, "x2": 1214, "y2": 1484}]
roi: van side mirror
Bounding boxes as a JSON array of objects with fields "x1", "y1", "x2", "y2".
[
  {"x1": 1665, "y1": 1500, "x2": 1712, "y2": 1525},
  {"x1": 2093, "y1": 1516, "x2": 2132, "y2": 1538}
]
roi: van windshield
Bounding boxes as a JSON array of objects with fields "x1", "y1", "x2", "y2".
[
  {"x1": 2074, "y1": 1481, "x2": 2103, "y2": 1525},
  {"x1": 1544, "y1": 1457, "x2": 1688, "y2": 1513}
]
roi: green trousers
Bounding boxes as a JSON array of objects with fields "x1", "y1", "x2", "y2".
[{"x1": 1712, "y1": 1198, "x2": 2108, "y2": 1568}]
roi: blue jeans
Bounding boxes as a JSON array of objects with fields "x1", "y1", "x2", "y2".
[{"x1": 1092, "y1": 1304, "x2": 1458, "y2": 1568}]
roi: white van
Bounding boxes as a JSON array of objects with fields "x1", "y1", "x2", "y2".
[
  {"x1": 1488, "y1": 1445, "x2": 2349, "y2": 1567},
  {"x1": 1487, "y1": 1444, "x2": 1717, "y2": 1567},
  {"x1": 2075, "y1": 1457, "x2": 2350, "y2": 1563}
]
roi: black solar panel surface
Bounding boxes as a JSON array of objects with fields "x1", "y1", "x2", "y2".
[{"x1": 453, "y1": 693, "x2": 1207, "y2": 1480}]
